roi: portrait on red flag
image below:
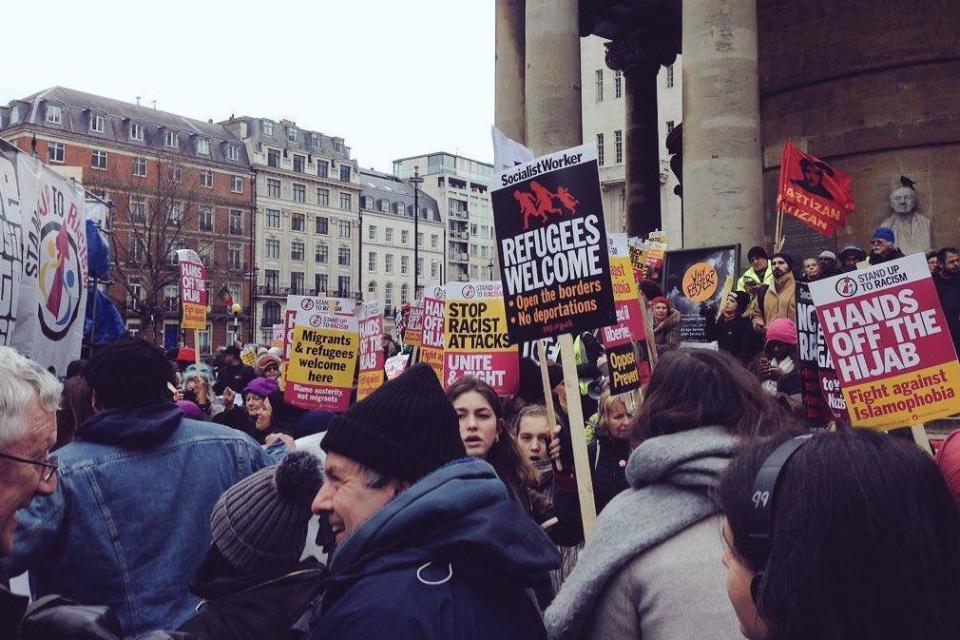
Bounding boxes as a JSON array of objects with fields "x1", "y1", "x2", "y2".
[{"x1": 777, "y1": 142, "x2": 856, "y2": 238}]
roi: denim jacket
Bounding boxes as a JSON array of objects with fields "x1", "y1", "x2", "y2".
[{"x1": 0, "y1": 403, "x2": 275, "y2": 639}]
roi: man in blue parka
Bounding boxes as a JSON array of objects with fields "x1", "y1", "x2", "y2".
[{"x1": 304, "y1": 363, "x2": 560, "y2": 640}]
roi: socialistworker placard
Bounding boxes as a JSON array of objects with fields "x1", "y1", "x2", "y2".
[
  {"x1": 357, "y1": 300, "x2": 385, "y2": 401},
  {"x1": 492, "y1": 144, "x2": 616, "y2": 342},
  {"x1": 176, "y1": 249, "x2": 207, "y2": 330},
  {"x1": 420, "y1": 285, "x2": 445, "y2": 380},
  {"x1": 809, "y1": 254, "x2": 960, "y2": 430},
  {"x1": 795, "y1": 282, "x2": 849, "y2": 426},
  {"x1": 443, "y1": 281, "x2": 519, "y2": 395}
]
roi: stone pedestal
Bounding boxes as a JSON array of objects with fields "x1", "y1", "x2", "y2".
[
  {"x1": 495, "y1": 0, "x2": 526, "y2": 144},
  {"x1": 524, "y1": 0, "x2": 582, "y2": 154},
  {"x1": 682, "y1": 0, "x2": 764, "y2": 250}
]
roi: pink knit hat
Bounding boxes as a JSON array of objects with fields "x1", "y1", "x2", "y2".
[
  {"x1": 936, "y1": 429, "x2": 960, "y2": 501},
  {"x1": 765, "y1": 318, "x2": 798, "y2": 345}
]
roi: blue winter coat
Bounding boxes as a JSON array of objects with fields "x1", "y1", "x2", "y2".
[
  {"x1": 304, "y1": 458, "x2": 560, "y2": 640},
  {"x1": 0, "y1": 403, "x2": 275, "y2": 638}
]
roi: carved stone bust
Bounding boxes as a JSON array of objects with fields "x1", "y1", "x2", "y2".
[{"x1": 881, "y1": 176, "x2": 930, "y2": 256}]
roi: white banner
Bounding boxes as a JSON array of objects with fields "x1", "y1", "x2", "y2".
[
  {"x1": 10, "y1": 153, "x2": 88, "y2": 377},
  {"x1": 492, "y1": 125, "x2": 535, "y2": 172},
  {"x1": 0, "y1": 152, "x2": 24, "y2": 346}
]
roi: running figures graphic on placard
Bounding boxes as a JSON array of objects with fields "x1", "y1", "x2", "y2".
[{"x1": 514, "y1": 181, "x2": 580, "y2": 230}]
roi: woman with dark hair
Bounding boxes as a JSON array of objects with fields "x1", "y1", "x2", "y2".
[
  {"x1": 719, "y1": 429, "x2": 960, "y2": 640},
  {"x1": 55, "y1": 375, "x2": 95, "y2": 449},
  {"x1": 545, "y1": 349, "x2": 790, "y2": 640}
]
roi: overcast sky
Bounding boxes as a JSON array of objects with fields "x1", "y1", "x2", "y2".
[{"x1": 1, "y1": 0, "x2": 495, "y2": 171}]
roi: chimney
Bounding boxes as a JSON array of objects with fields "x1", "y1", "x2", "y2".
[{"x1": 136, "y1": 96, "x2": 141, "y2": 106}]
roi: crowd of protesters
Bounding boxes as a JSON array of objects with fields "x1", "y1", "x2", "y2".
[{"x1": 1, "y1": 222, "x2": 960, "y2": 639}]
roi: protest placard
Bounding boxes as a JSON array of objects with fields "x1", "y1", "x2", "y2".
[
  {"x1": 420, "y1": 285, "x2": 445, "y2": 380},
  {"x1": 663, "y1": 245, "x2": 740, "y2": 343},
  {"x1": 443, "y1": 281, "x2": 519, "y2": 395},
  {"x1": 385, "y1": 353, "x2": 410, "y2": 380},
  {"x1": 776, "y1": 142, "x2": 855, "y2": 240},
  {"x1": 601, "y1": 234, "x2": 650, "y2": 395},
  {"x1": 282, "y1": 310, "x2": 296, "y2": 361},
  {"x1": 492, "y1": 144, "x2": 616, "y2": 342},
  {"x1": 404, "y1": 300, "x2": 424, "y2": 347},
  {"x1": 271, "y1": 324, "x2": 284, "y2": 350},
  {"x1": 796, "y1": 282, "x2": 849, "y2": 426},
  {"x1": 284, "y1": 309, "x2": 358, "y2": 412},
  {"x1": 357, "y1": 300, "x2": 385, "y2": 401},
  {"x1": 809, "y1": 254, "x2": 960, "y2": 430},
  {"x1": 176, "y1": 249, "x2": 207, "y2": 331}
]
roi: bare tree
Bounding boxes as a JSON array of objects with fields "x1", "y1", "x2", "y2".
[{"x1": 88, "y1": 151, "x2": 236, "y2": 345}]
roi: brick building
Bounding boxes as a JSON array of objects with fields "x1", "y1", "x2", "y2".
[{"x1": 0, "y1": 87, "x2": 255, "y2": 352}]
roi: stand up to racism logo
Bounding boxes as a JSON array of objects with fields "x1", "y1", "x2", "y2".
[{"x1": 36, "y1": 185, "x2": 87, "y2": 341}]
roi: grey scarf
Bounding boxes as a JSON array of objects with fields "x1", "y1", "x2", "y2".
[{"x1": 544, "y1": 425, "x2": 739, "y2": 640}]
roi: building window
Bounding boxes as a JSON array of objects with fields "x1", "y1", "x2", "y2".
[
  {"x1": 91, "y1": 149, "x2": 108, "y2": 170},
  {"x1": 666, "y1": 120, "x2": 675, "y2": 135},
  {"x1": 263, "y1": 301, "x2": 281, "y2": 325},
  {"x1": 430, "y1": 234, "x2": 438, "y2": 250},
  {"x1": 45, "y1": 105, "x2": 62, "y2": 124},
  {"x1": 339, "y1": 193, "x2": 352, "y2": 211},
  {"x1": 378, "y1": 199, "x2": 388, "y2": 213},
  {"x1": 227, "y1": 145, "x2": 239, "y2": 161},
  {"x1": 431, "y1": 260, "x2": 439, "y2": 279},
  {"x1": 196, "y1": 139, "x2": 210, "y2": 155},
  {"x1": 229, "y1": 209, "x2": 243, "y2": 235},
  {"x1": 385, "y1": 283, "x2": 394, "y2": 306},
  {"x1": 368, "y1": 225, "x2": 377, "y2": 241},
  {"x1": 401, "y1": 230, "x2": 409, "y2": 245},
  {"x1": 315, "y1": 243, "x2": 328, "y2": 263},
  {"x1": 337, "y1": 220, "x2": 351, "y2": 239},
  {"x1": 317, "y1": 160, "x2": 328, "y2": 178},
  {"x1": 385, "y1": 228, "x2": 393, "y2": 243},
  {"x1": 267, "y1": 148, "x2": 280, "y2": 168},
  {"x1": 291, "y1": 240, "x2": 304, "y2": 261},
  {"x1": 129, "y1": 122, "x2": 144, "y2": 142},
  {"x1": 293, "y1": 154, "x2": 306, "y2": 173},
  {"x1": 199, "y1": 206, "x2": 214, "y2": 232},
  {"x1": 615, "y1": 130, "x2": 623, "y2": 164},
  {"x1": 339, "y1": 165, "x2": 351, "y2": 182},
  {"x1": 385, "y1": 254, "x2": 394, "y2": 274},
  {"x1": 338, "y1": 247, "x2": 350, "y2": 266},
  {"x1": 595, "y1": 69, "x2": 604, "y2": 102},
  {"x1": 291, "y1": 213, "x2": 305, "y2": 231},
  {"x1": 596, "y1": 133, "x2": 605, "y2": 166},
  {"x1": 368, "y1": 281, "x2": 376, "y2": 295},
  {"x1": 129, "y1": 195, "x2": 147, "y2": 222},
  {"x1": 614, "y1": 70, "x2": 623, "y2": 99},
  {"x1": 315, "y1": 273, "x2": 328, "y2": 295},
  {"x1": 286, "y1": 127, "x2": 297, "y2": 142},
  {"x1": 47, "y1": 142, "x2": 64, "y2": 164},
  {"x1": 169, "y1": 202, "x2": 183, "y2": 226},
  {"x1": 315, "y1": 216, "x2": 328, "y2": 234},
  {"x1": 265, "y1": 238, "x2": 280, "y2": 259},
  {"x1": 165, "y1": 131, "x2": 179, "y2": 147},
  {"x1": 417, "y1": 258, "x2": 423, "y2": 278},
  {"x1": 90, "y1": 115, "x2": 105, "y2": 133},
  {"x1": 316, "y1": 187, "x2": 330, "y2": 207},
  {"x1": 665, "y1": 64, "x2": 674, "y2": 88},
  {"x1": 417, "y1": 232, "x2": 423, "y2": 248},
  {"x1": 170, "y1": 165, "x2": 182, "y2": 182},
  {"x1": 368, "y1": 252, "x2": 377, "y2": 272},
  {"x1": 337, "y1": 276, "x2": 351, "y2": 297},
  {"x1": 292, "y1": 183, "x2": 306, "y2": 203},
  {"x1": 228, "y1": 244, "x2": 242, "y2": 270},
  {"x1": 231, "y1": 176, "x2": 243, "y2": 193},
  {"x1": 401, "y1": 255, "x2": 409, "y2": 275},
  {"x1": 262, "y1": 121, "x2": 274, "y2": 136},
  {"x1": 200, "y1": 170, "x2": 214, "y2": 188},
  {"x1": 264, "y1": 269, "x2": 279, "y2": 291},
  {"x1": 265, "y1": 208, "x2": 280, "y2": 228},
  {"x1": 291, "y1": 271, "x2": 305, "y2": 294},
  {"x1": 266, "y1": 178, "x2": 281, "y2": 198}
]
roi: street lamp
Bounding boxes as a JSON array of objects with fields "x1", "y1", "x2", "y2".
[
  {"x1": 409, "y1": 165, "x2": 424, "y2": 297},
  {"x1": 231, "y1": 303, "x2": 242, "y2": 346}
]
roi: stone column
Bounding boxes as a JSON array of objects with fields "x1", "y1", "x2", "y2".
[
  {"x1": 495, "y1": 0, "x2": 526, "y2": 144},
  {"x1": 524, "y1": 0, "x2": 581, "y2": 154},
  {"x1": 682, "y1": 0, "x2": 764, "y2": 250},
  {"x1": 606, "y1": 34, "x2": 677, "y2": 237}
]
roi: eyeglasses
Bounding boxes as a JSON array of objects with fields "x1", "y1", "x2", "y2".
[{"x1": 0, "y1": 451, "x2": 59, "y2": 482}]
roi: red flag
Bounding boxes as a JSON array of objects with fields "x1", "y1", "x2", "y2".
[{"x1": 776, "y1": 142, "x2": 855, "y2": 237}]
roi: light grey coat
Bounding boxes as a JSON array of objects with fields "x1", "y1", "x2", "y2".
[{"x1": 543, "y1": 425, "x2": 743, "y2": 640}]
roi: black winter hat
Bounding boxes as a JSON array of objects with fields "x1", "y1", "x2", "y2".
[
  {"x1": 747, "y1": 246, "x2": 769, "y2": 261},
  {"x1": 321, "y1": 363, "x2": 467, "y2": 484},
  {"x1": 731, "y1": 290, "x2": 751, "y2": 314},
  {"x1": 771, "y1": 252, "x2": 794, "y2": 270},
  {"x1": 209, "y1": 451, "x2": 322, "y2": 574}
]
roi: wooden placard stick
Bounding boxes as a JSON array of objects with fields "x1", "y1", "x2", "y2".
[
  {"x1": 558, "y1": 333, "x2": 598, "y2": 540},
  {"x1": 639, "y1": 293, "x2": 659, "y2": 367},
  {"x1": 537, "y1": 340, "x2": 561, "y2": 472},
  {"x1": 910, "y1": 423, "x2": 933, "y2": 456}
]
